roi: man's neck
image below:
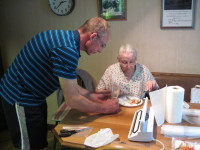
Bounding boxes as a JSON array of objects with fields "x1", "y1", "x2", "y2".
[{"x1": 78, "y1": 29, "x2": 90, "y2": 51}]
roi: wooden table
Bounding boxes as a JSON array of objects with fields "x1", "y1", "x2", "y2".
[{"x1": 52, "y1": 103, "x2": 200, "y2": 150}]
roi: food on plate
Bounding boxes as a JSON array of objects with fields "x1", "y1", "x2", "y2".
[
  {"x1": 130, "y1": 99, "x2": 141, "y2": 104},
  {"x1": 119, "y1": 96, "x2": 143, "y2": 107},
  {"x1": 125, "y1": 98, "x2": 141, "y2": 104}
]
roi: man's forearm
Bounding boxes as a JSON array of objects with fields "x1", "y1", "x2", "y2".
[
  {"x1": 66, "y1": 94, "x2": 104, "y2": 113},
  {"x1": 77, "y1": 85, "x2": 92, "y2": 98}
]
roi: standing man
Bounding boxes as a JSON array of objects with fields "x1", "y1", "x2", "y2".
[{"x1": 0, "y1": 17, "x2": 119, "y2": 150}]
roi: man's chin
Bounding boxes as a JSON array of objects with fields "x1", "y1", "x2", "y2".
[
  {"x1": 87, "y1": 52, "x2": 92, "y2": 55},
  {"x1": 87, "y1": 52, "x2": 97, "y2": 55}
]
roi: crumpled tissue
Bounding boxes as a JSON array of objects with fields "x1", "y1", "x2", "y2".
[{"x1": 84, "y1": 128, "x2": 119, "y2": 148}]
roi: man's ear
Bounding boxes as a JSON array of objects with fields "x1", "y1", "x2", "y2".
[{"x1": 89, "y1": 32, "x2": 98, "y2": 41}]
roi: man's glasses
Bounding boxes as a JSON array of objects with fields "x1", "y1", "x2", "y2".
[{"x1": 97, "y1": 34, "x2": 106, "y2": 48}]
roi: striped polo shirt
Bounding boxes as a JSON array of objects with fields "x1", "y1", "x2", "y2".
[{"x1": 0, "y1": 30, "x2": 80, "y2": 106}]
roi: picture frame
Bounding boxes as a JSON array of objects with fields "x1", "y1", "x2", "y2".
[
  {"x1": 98, "y1": 0, "x2": 127, "y2": 21},
  {"x1": 161, "y1": 0, "x2": 195, "y2": 28}
]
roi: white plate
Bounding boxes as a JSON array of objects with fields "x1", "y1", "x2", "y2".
[{"x1": 119, "y1": 96, "x2": 143, "y2": 107}]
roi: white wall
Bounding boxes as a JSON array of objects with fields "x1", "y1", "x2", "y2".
[{"x1": 0, "y1": 0, "x2": 200, "y2": 124}]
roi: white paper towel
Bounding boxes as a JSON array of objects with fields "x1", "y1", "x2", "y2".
[
  {"x1": 165, "y1": 86, "x2": 185, "y2": 123},
  {"x1": 149, "y1": 86, "x2": 166, "y2": 126}
]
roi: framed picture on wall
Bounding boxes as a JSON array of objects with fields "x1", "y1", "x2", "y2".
[
  {"x1": 98, "y1": 0, "x2": 127, "y2": 21},
  {"x1": 161, "y1": 0, "x2": 195, "y2": 28}
]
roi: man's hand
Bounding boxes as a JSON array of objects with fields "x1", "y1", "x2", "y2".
[
  {"x1": 87, "y1": 91, "x2": 111, "y2": 103},
  {"x1": 145, "y1": 81, "x2": 156, "y2": 91},
  {"x1": 100, "y1": 98, "x2": 120, "y2": 114}
]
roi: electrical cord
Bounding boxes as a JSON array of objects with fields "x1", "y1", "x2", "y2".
[{"x1": 153, "y1": 138, "x2": 165, "y2": 150}]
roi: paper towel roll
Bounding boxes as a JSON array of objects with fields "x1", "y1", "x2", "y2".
[{"x1": 165, "y1": 86, "x2": 185, "y2": 123}]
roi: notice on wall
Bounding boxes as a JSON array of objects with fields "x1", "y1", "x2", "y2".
[{"x1": 161, "y1": 0, "x2": 195, "y2": 28}]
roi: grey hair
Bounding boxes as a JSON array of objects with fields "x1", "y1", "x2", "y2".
[
  {"x1": 79, "y1": 17, "x2": 110, "y2": 37},
  {"x1": 118, "y1": 44, "x2": 137, "y2": 60}
]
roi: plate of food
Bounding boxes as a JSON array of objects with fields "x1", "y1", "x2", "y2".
[{"x1": 118, "y1": 96, "x2": 143, "y2": 107}]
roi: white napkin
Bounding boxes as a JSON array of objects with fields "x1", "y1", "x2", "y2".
[
  {"x1": 161, "y1": 125, "x2": 200, "y2": 138},
  {"x1": 84, "y1": 128, "x2": 119, "y2": 148}
]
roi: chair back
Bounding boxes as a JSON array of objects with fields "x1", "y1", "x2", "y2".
[{"x1": 52, "y1": 69, "x2": 95, "y2": 122}]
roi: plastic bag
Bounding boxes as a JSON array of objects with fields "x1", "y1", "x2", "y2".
[
  {"x1": 161, "y1": 125, "x2": 200, "y2": 138},
  {"x1": 183, "y1": 109, "x2": 200, "y2": 125}
]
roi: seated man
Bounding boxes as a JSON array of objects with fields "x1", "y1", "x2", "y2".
[{"x1": 96, "y1": 43, "x2": 159, "y2": 98}]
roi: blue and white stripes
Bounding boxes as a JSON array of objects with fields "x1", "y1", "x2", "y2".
[{"x1": 0, "y1": 30, "x2": 80, "y2": 106}]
